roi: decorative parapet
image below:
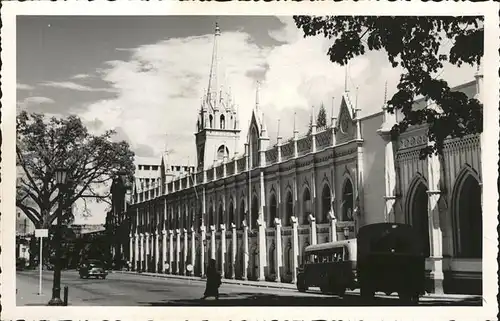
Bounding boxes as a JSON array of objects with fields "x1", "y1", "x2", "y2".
[
  {"x1": 196, "y1": 171, "x2": 204, "y2": 184},
  {"x1": 207, "y1": 168, "x2": 214, "y2": 181},
  {"x1": 297, "y1": 135, "x2": 312, "y2": 156},
  {"x1": 227, "y1": 160, "x2": 235, "y2": 175},
  {"x1": 216, "y1": 164, "x2": 224, "y2": 179},
  {"x1": 398, "y1": 134, "x2": 428, "y2": 150},
  {"x1": 281, "y1": 141, "x2": 294, "y2": 160},
  {"x1": 237, "y1": 157, "x2": 246, "y2": 173},
  {"x1": 265, "y1": 148, "x2": 278, "y2": 165},
  {"x1": 443, "y1": 134, "x2": 480, "y2": 153},
  {"x1": 316, "y1": 129, "x2": 332, "y2": 150}
]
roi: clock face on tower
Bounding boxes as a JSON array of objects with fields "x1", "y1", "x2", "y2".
[{"x1": 340, "y1": 114, "x2": 349, "y2": 134}]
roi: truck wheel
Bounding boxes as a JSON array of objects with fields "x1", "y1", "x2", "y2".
[
  {"x1": 296, "y1": 275, "x2": 308, "y2": 292},
  {"x1": 360, "y1": 287, "x2": 375, "y2": 301}
]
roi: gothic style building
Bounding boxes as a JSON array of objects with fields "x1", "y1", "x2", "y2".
[{"x1": 120, "y1": 24, "x2": 483, "y2": 294}]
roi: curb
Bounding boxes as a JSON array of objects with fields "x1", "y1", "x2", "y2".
[{"x1": 112, "y1": 271, "x2": 481, "y2": 301}]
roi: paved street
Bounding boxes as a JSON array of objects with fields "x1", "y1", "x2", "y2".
[{"x1": 16, "y1": 270, "x2": 482, "y2": 306}]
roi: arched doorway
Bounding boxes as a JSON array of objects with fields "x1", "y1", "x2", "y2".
[
  {"x1": 455, "y1": 174, "x2": 482, "y2": 258},
  {"x1": 251, "y1": 195, "x2": 259, "y2": 230},
  {"x1": 269, "y1": 194, "x2": 278, "y2": 227},
  {"x1": 284, "y1": 192, "x2": 293, "y2": 227},
  {"x1": 409, "y1": 181, "x2": 430, "y2": 257},
  {"x1": 302, "y1": 188, "x2": 311, "y2": 225},
  {"x1": 320, "y1": 184, "x2": 332, "y2": 223},
  {"x1": 269, "y1": 242, "x2": 276, "y2": 275},
  {"x1": 342, "y1": 180, "x2": 354, "y2": 221}
]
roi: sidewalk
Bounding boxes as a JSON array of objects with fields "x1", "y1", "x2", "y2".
[
  {"x1": 112, "y1": 270, "x2": 481, "y2": 301},
  {"x1": 16, "y1": 273, "x2": 86, "y2": 306}
]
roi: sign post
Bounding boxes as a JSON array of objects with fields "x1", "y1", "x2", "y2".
[{"x1": 35, "y1": 229, "x2": 49, "y2": 295}]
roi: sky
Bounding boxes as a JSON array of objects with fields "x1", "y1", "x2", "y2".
[{"x1": 16, "y1": 15, "x2": 478, "y2": 224}]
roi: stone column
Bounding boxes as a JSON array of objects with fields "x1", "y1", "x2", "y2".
[
  {"x1": 427, "y1": 151, "x2": 444, "y2": 294},
  {"x1": 139, "y1": 233, "x2": 144, "y2": 272},
  {"x1": 168, "y1": 230, "x2": 174, "y2": 274},
  {"x1": 242, "y1": 220, "x2": 249, "y2": 280},
  {"x1": 190, "y1": 226, "x2": 196, "y2": 275},
  {"x1": 274, "y1": 218, "x2": 282, "y2": 282},
  {"x1": 154, "y1": 231, "x2": 160, "y2": 273},
  {"x1": 308, "y1": 214, "x2": 317, "y2": 245},
  {"x1": 183, "y1": 228, "x2": 188, "y2": 275},
  {"x1": 291, "y1": 216, "x2": 299, "y2": 283},
  {"x1": 145, "y1": 232, "x2": 150, "y2": 272},
  {"x1": 328, "y1": 211, "x2": 338, "y2": 242},
  {"x1": 162, "y1": 229, "x2": 167, "y2": 273},
  {"x1": 176, "y1": 229, "x2": 181, "y2": 274},
  {"x1": 200, "y1": 225, "x2": 206, "y2": 277},
  {"x1": 134, "y1": 233, "x2": 139, "y2": 271},
  {"x1": 257, "y1": 218, "x2": 267, "y2": 281},
  {"x1": 210, "y1": 225, "x2": 216, "y2": 260},
  {"x1": 231, "y1": 223, "x2": 237, "y2": 279},
  {"x1": 220, "y1": 224, "x2": 227, "y2": 278}
]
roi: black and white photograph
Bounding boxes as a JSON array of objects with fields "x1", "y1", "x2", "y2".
[{"x1": 1, "y1": 2, "x2": 498, "y2": 320}]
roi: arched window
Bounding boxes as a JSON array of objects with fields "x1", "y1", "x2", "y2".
[
  {"x1": 269, "y1": 194, "x2": 278, "y2": 227},
  {"x1": 251, "y1": 127, "x2": 259, "y2": 168},
  {"x1": 320, "y1": 184, "x2": 332, "y2": 224},
  {"x1": 209, "y1": 115, "x2": 213, "y2": 128},
  {"x1": 217, "y1": 145, "x2": 229, "y2": 162},
  {"x1": 220, "y1": 115, "x2": 226, "y2": 129},
  {"x1": 342, "y1": 180, "x2": 354, "y2": 221},
  {"x1": 251, "y1": 195, "x2": 259, "y2": 230},
  {"x1": 284, "y1": 191, "x2": 293, "y2": 227},
  {"x1": 409, "y1": 181, "x2": 430, "y2": 257},
  {"x1": 454, "y1": 174, "x2": 482, "y2": 258},
  {"x1": 208, "y1": 203, "x2": 214, "y2": 227},
  {"x1": 302, "y1": 188, "x2": 311, "y2": 225},
  {"x1": 228, "y1": 201, "x2": 234, "y2": 225},
  {"x1": 239, "y1": 199, "x2": 246, "y2": 229},
  {"x1": 218, "y1": 204, "x2": 224, "y2": 227}
]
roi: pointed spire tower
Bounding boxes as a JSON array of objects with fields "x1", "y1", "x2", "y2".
[{"x1": 195, "y1": 20, "x2": 241, "y2": 171}]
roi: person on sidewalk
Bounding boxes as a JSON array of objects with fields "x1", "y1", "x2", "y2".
[{"x1": 201, "y1": 259, "x2": 221, "y2": 300}]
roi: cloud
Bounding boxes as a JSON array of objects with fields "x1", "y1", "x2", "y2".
[
  {"x1": 77, "y1": 17, "x2": 478, "y2": 164},
  {"x1": 17, "y1": 83, "x2": 34, "y2": 90},
  {"x1": 71, "y1": 73, "x2": 92, "y2": 80},
  {"x1": 17, "y1": 96, "x2": 55, "y2": 113},
  {"x1": 41, "y1": 81, "x2": 117, "y2": 93}
]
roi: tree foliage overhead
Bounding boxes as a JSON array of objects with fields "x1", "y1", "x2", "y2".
[
  {"x1": 293, "y1": 16, "x2": 483, "y2": 157},
  {"x1": 16, "y1": 111, "x2": 135, "y2": 229}
]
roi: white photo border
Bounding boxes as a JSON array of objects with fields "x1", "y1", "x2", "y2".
[{"x1": 1, "y1": 1, "x2": 498, "y2": 320}]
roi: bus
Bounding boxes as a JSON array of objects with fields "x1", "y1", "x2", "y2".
[
  {"x1": 296, "y1": 223, "x2": 426, "y2": 304},
  {"x1": 296, "y1": 239, "x2": 357, "y2": 296},
  {"x1": 357, "y1": 223, "x2": 426, "y2": 304}
]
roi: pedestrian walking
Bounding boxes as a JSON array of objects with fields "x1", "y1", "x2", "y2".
[{"x1": 201, "y1": 259, "x2": 221, "y2": 300}]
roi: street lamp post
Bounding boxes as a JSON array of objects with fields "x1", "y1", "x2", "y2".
[{"x1": 48, "y1": 167, "x2": 68, "y2": 306}]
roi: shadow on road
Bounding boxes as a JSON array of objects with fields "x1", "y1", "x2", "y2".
[{"x1": 139, "y1": 292, "x2": 482, "y2": 307}]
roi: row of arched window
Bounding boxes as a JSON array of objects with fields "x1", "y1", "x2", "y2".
[{"x1": 407, "y1": 167, "x2": 482, "y2": 259}]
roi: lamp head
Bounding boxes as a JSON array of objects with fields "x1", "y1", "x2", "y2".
[{"x1": 54, "y1": 167, "x2": 68, "y2": 185}]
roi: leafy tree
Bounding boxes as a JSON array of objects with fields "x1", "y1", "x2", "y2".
[
  {"x1": 16, "y1": 111, "x2": 135, "y2": 229},
  {"x1": 294, "y1": 16, "x2": 483, "y2": 157},
  {"x1": 317, "y1": 103, "x2": 328, "y2": 129}
]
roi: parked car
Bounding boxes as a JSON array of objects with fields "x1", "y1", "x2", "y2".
[{"x1": 78, "y1": 259, "x2": 107, "y2": 279}]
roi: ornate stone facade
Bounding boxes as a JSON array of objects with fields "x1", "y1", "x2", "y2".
[{"x1": 118, "y1": 24, "x2": 483, "y2": 295}]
